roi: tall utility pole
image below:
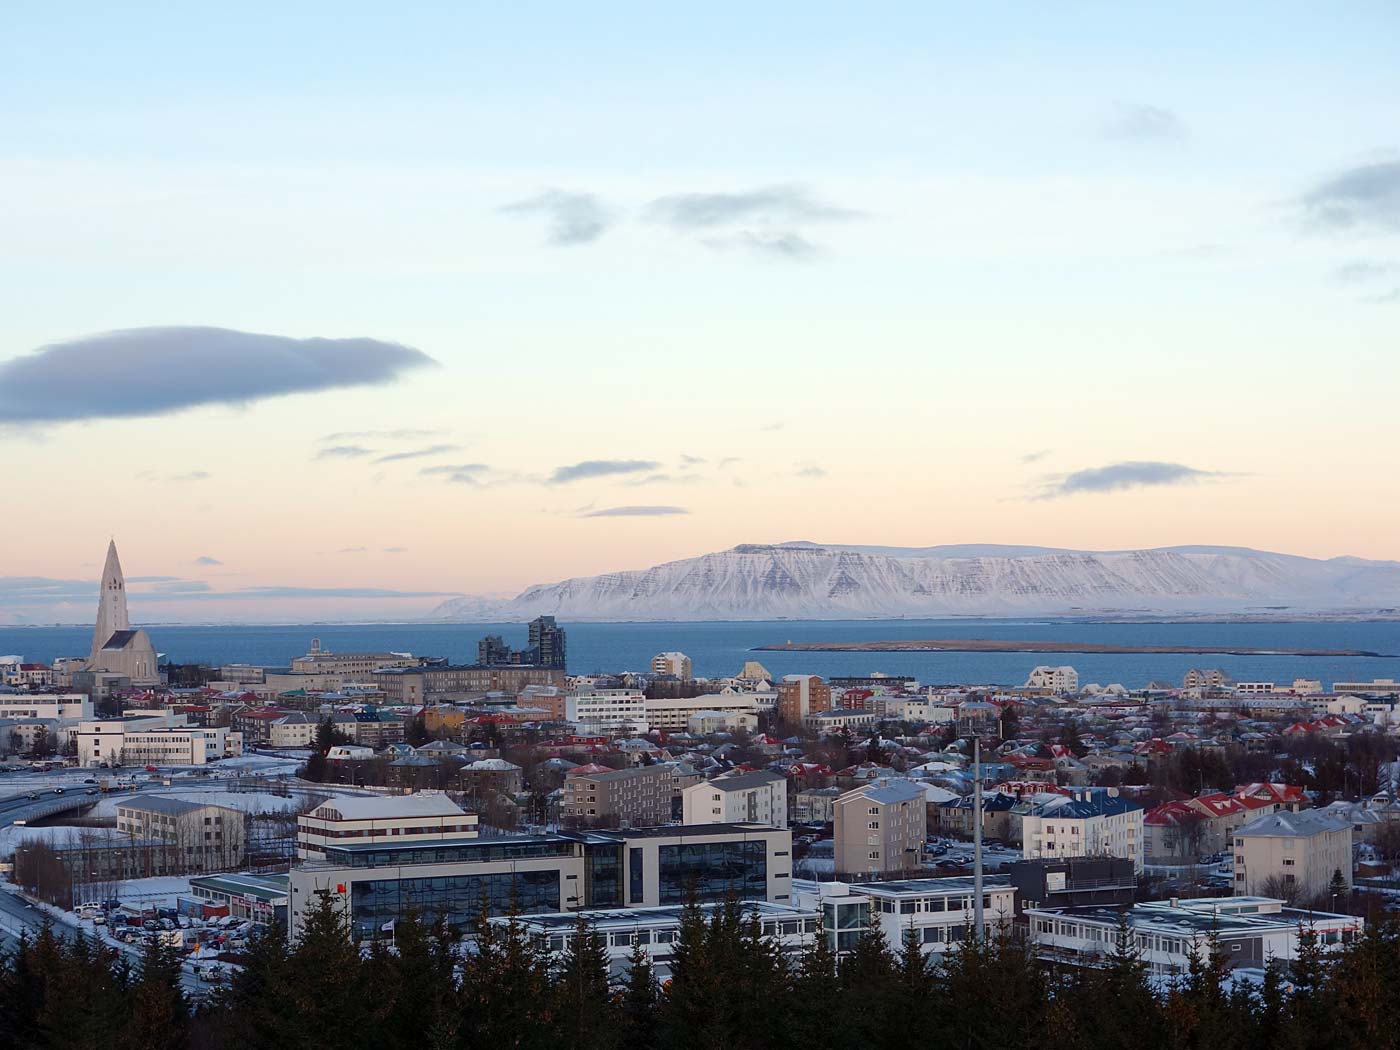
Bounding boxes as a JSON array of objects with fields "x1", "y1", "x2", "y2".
[{"x1": 973, "y1": 734, "x2": 984, "y2": 939}]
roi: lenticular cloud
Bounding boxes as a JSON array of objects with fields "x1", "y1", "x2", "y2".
[{"x1": 0, "y1": 326, "x2": 436, "y2": 423}]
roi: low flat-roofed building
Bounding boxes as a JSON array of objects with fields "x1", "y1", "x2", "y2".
[
  {"x1": 794, "y1": 875, "x2": 1016, "y2": 957},
  {"x1": 500, "y1": 900, "x2": 818, "y2": 980},
  {"x1": 114, "y1": 795, "x2": 246, "y2": 871},
  {"x1": 189, "y1": 873, "x2": 289, "y2": 926},
  {"x1": 1026, "y1": 896, "x2": 1362, "y2": 976}
]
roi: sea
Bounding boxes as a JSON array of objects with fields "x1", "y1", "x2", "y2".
[{"x1": 4, "y1": 618, "x2": 1400, "y2": 690}]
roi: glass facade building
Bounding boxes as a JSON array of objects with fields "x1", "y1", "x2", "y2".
[
  {"x1": 657, "y1": 840, "x2": 767, "y2": 904},
  {"x1": 348, "y1": 869, "x2": 560, "y2": 941}
]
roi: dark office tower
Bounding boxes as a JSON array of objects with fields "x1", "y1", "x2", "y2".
[
  {"x1": 477, "y1": 634, "x2": 511, "y2": 667},
  {"x1": 528, "y1": 615, "x2": 567, "y2": 670}
]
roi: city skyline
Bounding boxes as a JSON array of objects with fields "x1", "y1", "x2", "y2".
[{"x1": 4, "y1": 3, "x2": 1399, "y2": 621}]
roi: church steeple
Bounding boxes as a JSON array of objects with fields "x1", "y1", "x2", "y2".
[{"x1": 90, "y1": 539, "x2": 131, "y2": 663}]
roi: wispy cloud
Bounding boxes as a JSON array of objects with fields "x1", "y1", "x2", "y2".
[
  {"x1": 1101, "y1": 103, "x2": 1187, "y2": 142},
  {"x1": 1020, "y1": 449, "x2": 1052, "y2": 464},
  {"x1": 549, "y1": 459, "x2": 661, "y2": 484},
  {"x1": 718, "y1": 457, "x2": 743, "y2": 469},
  {"x1": 1301, "y1": 160, "x2": 1400, "y2": 232},
  {"x1": 701, "y1": 230, "x2": 819, "y2": 259},
  {"x1": 760, "y1": 422, "x2": 786, "y2": 432},
  {"x1": 500, "y1": 190, "x2": 613, "y2": 246},
  {"x1": 383, "y1": 546, "x2": 407, "y2": 553},
  {"x1": 0, "y1": 327, "x2": 435, "y2": 425},
  {"x1": 317, "y1": 445, "x2": 376, "y2": 460},
  {"x1": 321, "y1": 428, "x2": 441, "y2": 441},
  {"x1": 625, "y1": 472, "x2": 701, "y2": 487},
  {"x1": 580, "y1": 505, "x2": 690, "y2": 518},
  {"x1": 373, "y1": 443, "x2": 461, "y2": 464},
  {"x1": 679, "y1": 454, "x2": 706, "y2": 465},
  {"x1": 151, "y1": 580, "x2": 212, "y2": 593},
  {"x1": 337, "y1": 546, "x2": 369, "y2": 554},
  {"x1": 193, "y1": 555, "x2": 222, "y2": 566},
  {"x1": 139, "y1": 469, "x2": 212, "y2": 483},
  {"x1": 1330, "y1": 260, "x2": 1397, "y2": 283},
  {"x1": 795, "y1": 464, "x2": 827, "y2": 478},
  {"x1": 419, "y1": 463, "x2": 492, "y2": 485},
  {"x1": 647, "y1": 185, "x2": 857, "y2": 229},
  {"x1": 1036, "y1": 460, "x2": 1227, "y2": 499}
]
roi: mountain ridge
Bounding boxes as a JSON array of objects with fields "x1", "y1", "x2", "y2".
[{"x1": 431, "y1": 542, "x2": 1400, "y2": 622}]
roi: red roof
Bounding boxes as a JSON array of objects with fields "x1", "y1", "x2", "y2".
[{"x1": 1145, "y1": 800, "x2": 1198, "y2": 827}]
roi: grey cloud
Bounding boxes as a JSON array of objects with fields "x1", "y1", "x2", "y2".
[
  {"x1": 169, "y1": 471, "x2": 211, "y2": 482},
  {"x1": 383, "y1": 547, "x2": 407, "y2": 553},
  {"x1": 337, "y1": 547, "x2": 369, "y2": 554},
  {"x1": 1361, "y1": 287, "x2": 1400, "y2": 304},
  {"x1": 1302, "y1": 160, "x2": 1400, "y2": 232},
  {"x1": 0, "y1": 327, "x2": 436, "y2": 424},
  {"x1": 701, "y1": 230, "x2": 820, "y2": 260},
  {"x1": 549, "y1": 459, "x2": 661, "y2": 484},
  {"x1": 718, "y1": 457, "x2": 743, "y2": 469},
  {"x1": 679, "y1": 454, "x2": 705, "y2": 465},
  {"x1": 317, "y1": 445, "x2": 376, "y2": 460},
  {"x1": 194, "y1": 556, "x2": 223, "y2": 566},
  {"x1": 1102, "y1": 103, "x2": 1187, "y2": 142},
  {"x1": 1037, "y1": 460, "x2": 1225, "y2": 499},
  {"x1": 794, "y1": 465, "x2": 827, "y2": 478},
  {"x1": 647, "y1": 185, "x2": 857, "y2": 229},
  {"x1": 1020, "y1": 449, "x2": 1052, "y2": 464},
  {"x1": 0, "y1": 576, "x2": 98, "y2": 604},
  {"x1": 625, "y1": 472, "x2": 701, "y2": 487},
  {"x1": 760, "y1": 422, "x2": 786, "y2": 432},
  {"x1": 228, "y1": 585, "x2": 459, "y2": 599},
  {"x1": 420, "y1": 462, "x2": 491, "y2": 485},
  {"x1": 500, "y1": 190, "x2": 613, "y2": 246},
  {"x1": 373, "y1": 443, "x2": 461, "y2": 464},
  {"x1": 580, "y1": 505, "x2": 690, "y2": 518}
]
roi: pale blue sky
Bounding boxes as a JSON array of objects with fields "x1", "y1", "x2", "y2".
[{"x1": 2, "y1": 3, "x2": 1398, "y2": 621}]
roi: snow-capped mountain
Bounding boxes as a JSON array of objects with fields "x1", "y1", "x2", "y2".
[{"x1": 431, "y1": 542, "x2": 1400, "y2": 621}]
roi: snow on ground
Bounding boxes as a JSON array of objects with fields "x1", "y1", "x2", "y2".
[{"x1": 84, "y1": 785, "x2": 347, "y2": 818}]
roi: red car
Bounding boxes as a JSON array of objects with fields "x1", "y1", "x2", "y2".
[{"x1": 144, "y1": 766, "x2": 158, "y2": 773}]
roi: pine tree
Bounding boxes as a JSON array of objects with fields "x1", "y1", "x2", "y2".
[
  {"x1": 553, "y1": 914, "x2": 617, "y2": 1050},
  {"x1": 461, "y1": 900, "x2": 554, "y2": 1050},
  {"x1": 286, "y1": 890, "x2": 371, "y2": 1050},
  {"x1": 117, "y1": 936, "x2": 189, "y2": 1050},
  {"x1": 618, "y1": 938, "x2": 659, "y2": 1050},
  {"x1": 789, "y1": 916, "x2": 842, "y2": 1050},
  {"x1": 216, "y1": 920, "x2": 296, "y2": 1050}
]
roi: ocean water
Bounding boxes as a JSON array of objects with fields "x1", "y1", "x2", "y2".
[{"x1": 3, "y1": 619, "x2": 1400, "y2": 690}]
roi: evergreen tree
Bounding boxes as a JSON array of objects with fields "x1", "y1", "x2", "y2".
[
  {"x1": 618, "y1": 938, "x2": 659, "y2": 1050},
  {"x1": 553, "y1": 914, "x2": 617, "y2": 1050},
  {"x1": 118, "y1": 935, "x2": 189, "y2": 1050},
  {"x1": 461, "y1": 900, "x2": 554, "y2": 1050},
  {"x1": 285, "y1": 890, "x2": 371, "y2": 1050},
  {"x1": 789, "y1": 917, "x2": 842, "y2": 1050}
]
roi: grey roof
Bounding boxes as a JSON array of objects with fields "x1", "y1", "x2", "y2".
[
  {"x1": 1236, "y1": 809, "x2": 1352, "y2": 838},
  {"x1": 116, "y1": 795, "x2": 231, "y2": 817},
  {"x1": 102, "y1": 630, "x2": 141, "y2": 650},
  {"x1": 706, "y1": 771, "x2": 786, "y2": 792}
]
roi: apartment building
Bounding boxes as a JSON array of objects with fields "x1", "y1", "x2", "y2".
[
  {"x1": 0, "y1": 693, "x2": 93, "y2": 724},
  {"x1": 777, "y1": 675, "x2": 831, "y2": 724},
  {"x1": 1024, "y1": 666, "x2": 1079, "y2": 693},
  {"x1": 1020, "y1": 791, "x2": 1145, "y2": 873},
  {"x1": 76, "y1": 715, "x2": 241, "y2": 767},
  {"x1": 833, "y1": 779, "x2": 926, "y2": 877},
  {"x1": 650, "y1": 652, "x2": 693, "y2": 680},
  {"x1": 682, "y1": 770, "x2": 788, "y2": 828},
  {"x1": 114, "y1": 795, "x2": 246, "y2": 871},
  {"x1": 296, "y1": 794, "x2": 478, "y2": 860},
  {"x1": 563, "y1": 764, "x2": 674, "y2": 827},
  {"x1": 565, "y1": 688, "x2": 648, "y2": 733},
  {"x1": 1233, "y1": 809, "x2": 1353, "y2": 900},
  {"x1": 794, "y1": 875, "x2": 1016, "y2": 957},
  {"x1": 644, "y1": 693, "x2": 761, "y2": 732},
  {"x1": 288, "y1": 823, "x2": 792, "y2": 941}
]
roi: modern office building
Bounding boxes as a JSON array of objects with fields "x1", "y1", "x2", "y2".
[
  {"x1": 288, "y1": 822, "x2": 792, "y2": 941},
  {"x1": 296, "y1": 793, "x2": 478, "y2": 859}
]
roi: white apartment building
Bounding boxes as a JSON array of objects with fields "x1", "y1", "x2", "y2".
[
  {"x1": 75, "y1": 715, "x2": 241, "y2": 767},
  {"x1": 645, "y1": 693, "x2": 760, "y2": 732},
  {"x1": 686, "y1": 709, "x2": 758, "y2": 735},
  {"x1": 1235, "y1": 681, "x2": 1276, "y2": 695},
  {"x1": 1025, "y1": 666, "x2": 1079, "y2": 692},
  {"x1": 0, "y1": 694, "x2": 93, "y2": 724},
  {"x1": 682, "y1": 770, "x2": 789, "y2": 828},
  {"x1": 296, "y1": 793, "x2": 478, "y2": 859},
  {"x1": 795, "y1": 875, "x2": 1017, "y2": 957},
  {"x1": 268, "y1": 712, "x2": 320, "y2": 748},
  {"x1": 1020, "y1": 791, "x2": 1145, "y2": 872},
  {"x1": 1332, "y1": 678, "x2": 1400, "y2": 696},
  {"x1": 650, "y1": 652, "x2": 693, "y2": 680},
  {"x1": 565, "y1": 688, "x2": 648, "y2": 733}
]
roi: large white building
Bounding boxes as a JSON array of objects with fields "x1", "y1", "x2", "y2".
[
  {"x1": 682, "y1": 770, "x2": 788, "y2": 828},
  {"x1": 650, "y1": 652, "x2": 693, "y2": 680},
  {"x1": 645, "y1": 693, "x2": 761, "y2": 732},
  {"x1": 0, "y1": 694, "x2": 93, "y2": 725},
  {"x1": 85, "y1": 541, "x2": 160, "y2": 687},
  {"x1": 296, "y1": 793, "x2": 478, "y2": 859},
  {"x1": 1020, "y1": 790, "x2": 1145, "y2": 872},
  {"x1": 565, "y1": 688, "x2": 648, "y2": 733},
  {"x1": 75, "y1": 715, "x2": 242, "y2": 767}
]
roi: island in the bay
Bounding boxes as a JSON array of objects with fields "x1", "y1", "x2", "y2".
[{"x1": 753, "y1": 638, "x2": 1386, "y2": 657}]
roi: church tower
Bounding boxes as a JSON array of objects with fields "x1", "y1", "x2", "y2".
[{"x1": 90, "y1": 539, "x2": 131, "y2": 663}]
